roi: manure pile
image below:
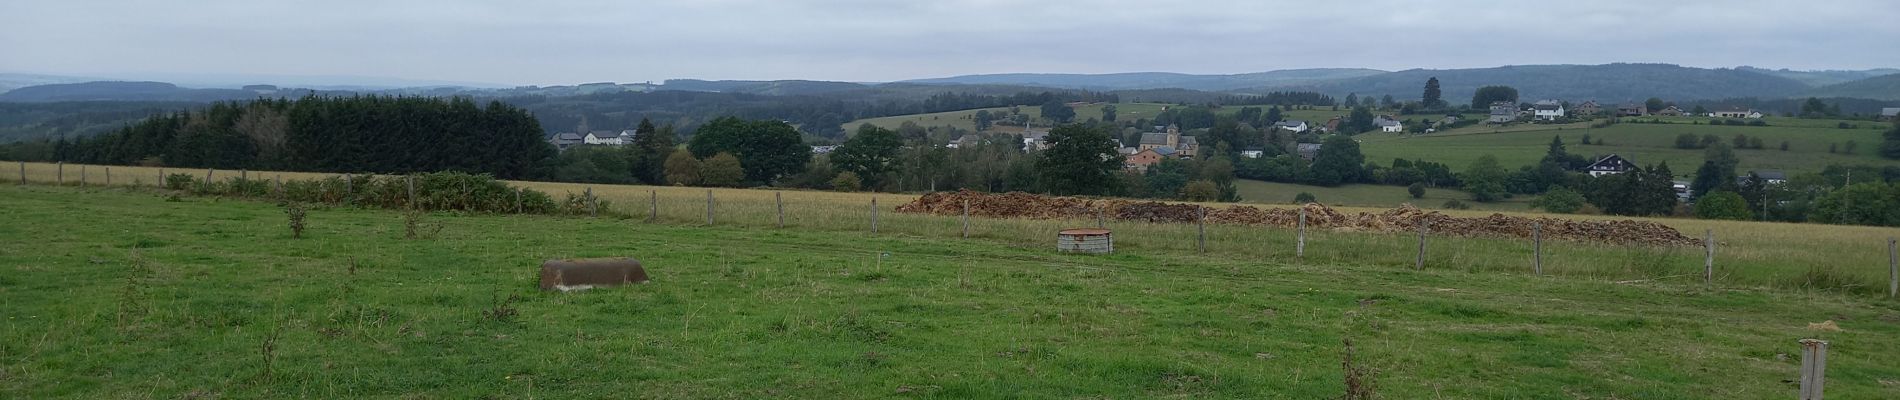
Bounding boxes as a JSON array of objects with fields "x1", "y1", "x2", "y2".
[{"x1": 895, "y1": 190, "x2": 1699, "y2": 246}]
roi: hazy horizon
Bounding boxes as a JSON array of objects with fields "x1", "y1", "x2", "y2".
[{"x1": 4, "y1": 0, "x2": 1897, "y2": 87}]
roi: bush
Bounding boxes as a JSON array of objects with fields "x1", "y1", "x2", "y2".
[
  {"x1": 1293, "y1": 192, "x2": 1317, "y2": 204},
  {"x1": 1530, "y1": 187, "x2": 1586, "y2": 213},
  {"x1": 699, "y1": 152, "x2": 744, "y2": 187},
  {"x1": 1441, "y1": 199, "x2": 1470, "y2": 210},
  {"x1": 1406, "y1": 183, "x2": 1425, "y2": 199},
  {"x1": 1693, "y1": 191, "x2": 1752, "y2": 220},
  {"x1": 1180, "y1": 180, "x2": 1219, "y2": 201},
  {"x1": 284, "y1": 202, "x2": 306, "y2": 238},
  {"x1": 166, "y1": 172, "x2": 557, "y2": 215},
  {"x1": 831, "y1": 171, "x2": 863, "y2": 192}
]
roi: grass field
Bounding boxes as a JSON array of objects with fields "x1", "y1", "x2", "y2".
[
  {"x1": 1357, "y1": 119, "x2": 1900, "y2": 174},
  {"x1": 1234, "y1": 179, "x2": 1538, "y2": 212},
  {"x1": 843, "y1": 103, "x2": 1352, "y2": 135},
  {"x1": 6, "y1": 181, "x2": 1900, "y2": 397}
]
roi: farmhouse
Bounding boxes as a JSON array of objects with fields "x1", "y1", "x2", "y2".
[
  {"x1": 1655, "y1": 106, "x2": 1685, "y2": 116},
  {"x1": 546, "y1": 132, "x2": 584, "y2": 151},
  {"x1": 1532, "y1": 100, "x2": 1566, "y2": 121},
  {"x1": 1617, "y1": 103, "x2": 1647, "y2": 117},
  {"x1": 810, "y1": 145, "x2": 839, "y2": 154},
  {"x1": 1239, "y1": 147, "x2": 1265, "y2": 159},
  {"x1": 1123, "y1": 148, "x2": 1171, "y2": 171},
  {"x1": 1487, "y1": 102, "x2": 1517, "y2": 123},
  {"x1": 1573, "y1": 101, "x2": 1601, "y2": 116},
  {"x1": 1710, "y1": 108, "x2": 1762, "y2": 119},
  {"x1": 1322, "y1": 117, "x2": 1342, "y2": 133},
  {"x1": 583, "y1": 130, "x2": 633, "y2": 145},
  {"x1": 1881, "y1": 107, "x2": 1900, "y2": 121},
  {"x1": 1375, "y1": 117, "x2": 1403, "y2": 133},
  {"x1": 1277, "y1": 120, "x2": 1310, "y2": 133},
  {"x1": 1021, "y1": 129, "x2": 1051, "y2": 151},
  {"x1": 1742, "y1": 170, "x2": 1788, "y2": 185},
  {"x1": 1584, "y1": 154, "x2": 1637, "y2": 177},
  {"x1": 1296, "y1": 143, "x2": 1323, "y2": 161}
]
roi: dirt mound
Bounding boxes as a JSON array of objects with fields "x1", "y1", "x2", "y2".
[{"x1": 896, "y1": 190, "x2": 1699, "y2": 246}]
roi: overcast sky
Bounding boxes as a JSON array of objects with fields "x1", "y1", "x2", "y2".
[{"x1": 3, "y1": 0, "x2": 1896, "y2": 86}]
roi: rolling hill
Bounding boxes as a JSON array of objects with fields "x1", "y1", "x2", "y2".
[
  {"x1": 1243, "y1": 64, "x2": 1813, "y2": 104},
  {"x1": 1804, "y1": 73, "x2": 1900, "y2": 101},
  {"x1": 0, "y1": 81, "x2": 266, "y2": 102},
  {"x1": 903, "y1": 69, "x2": 1387, "y2": 91}
]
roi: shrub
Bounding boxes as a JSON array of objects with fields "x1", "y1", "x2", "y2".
[
  {"x1": 699, "y1": 152, "x2": 745, "y2": 187},
  {"x1": 1293, "y1": 192, "x2": 1316, "y2": 204},
  {"x1": 284, "y1": 202, "x2": 306, "y2": 238},
  {"x1": 1441, "y1": 199, "x2": 1470, "y2": 210},
  {"x1": 663, "y1": 151, "x2": 701, "y2": 186},
  {"x1": 831, "y1": 171, "x2": 863, "y2": 192},
  {"x1": 1406, "y1": 183, "x2": 1425, "y2": 199},
  {"x1": 1530, "y1": 187, "x2": 1586, "y2": 213},
  {"x1": 1693, "y1": 191, "x2": 1752, "y2": 220},
  {"x1": 164, "y1": 173, "x2": 196, "y2": 190},
  {"x1": 1180, "y1": 180, "x2": 1219, "y2": 201}
]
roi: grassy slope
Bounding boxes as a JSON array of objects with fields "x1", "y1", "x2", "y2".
[
  {"x1": 1357, "y1": 117, "x2": 1899, "y2": 174},
  {"x1": 3, "y1": 186, "x2": 1900, "y2": 398},
  {"x1": 1235, "y1": 179, "x2": 1537, "y2": 212}
]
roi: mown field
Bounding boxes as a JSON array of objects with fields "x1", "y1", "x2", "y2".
[
  {"x1": 1358, "y1": 117, "x2": 1899, "y2": 173},
  {"x1": 1234, "y1": 179, "x2": 1538, "y2": 212},
  {"x1": 843, "y1": 103, "x2": 1361, "y2": 135},
  {"x1": 4, "y1": 175, "x2": 1900, "y2": 398}
]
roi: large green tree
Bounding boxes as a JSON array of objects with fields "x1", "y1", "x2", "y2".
[
  {"x1": 830, "y1": 124, "x2": 904, "y2": 189},
  {"x1": 626, "y1": 118, "x2": 673, "y2": 185},
  {"x1": 686, "y1": 117, "x2": 811, "y2": 184},
  {"x1": 1690, "y1": 143, "x2": 1739, "y2": 198},
  {"x1": 1810, "y1": 182, "x2": 1900, "y2": 226},
  {"x1": 1470, "y1": 86, "x2": 1518, "y2": 108},
  {"x1": 1306, "y1": 135, "x2": 1365, "y2": 186},
  {"x1": 1694, "y1": 191, "x2": 1752, "y2": 220},
  {"x1": 1462, "y1": 155, "x2": 1509, "y2": 202},
  {"x1": 1036, "y1": 124, "x2": 1122, "y2": 195},
  {"x1": 1422, "y1": 77, "x2": 1443, "y2": 109},
  {"x1": 1041, "y1": 100, "x2": 1076, "y2": 124},
  {"x1": 1880, "y1": 121, "x2": 1900, "y2": 160}
]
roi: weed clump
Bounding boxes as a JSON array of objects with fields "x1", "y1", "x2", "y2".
[{"x1": 283, "y1": 202, "x2": 306, "y2": 238}]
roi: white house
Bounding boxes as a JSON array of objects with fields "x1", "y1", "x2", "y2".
[
  {"x1": 1375, "y1": 117, "x2": 1403, "y2": 133},
  {"x1": 583, "y1": 130, "x2": 634, "y2": 145},
  {"x1": 1532, "y1": 100, "x2": 1566, "y2": 121},
  {"x1": 1709, "y1": 108, "x2": 1763, "y2": 119},
  {"x1": 547, "y1": 132, "x2": 584, "y2": 151},
  {"x1": 1277, "y1": 120, "x2": 1309, "y2": 133},
  {"x1": 1584, "y1": 154, "x2": 1636, "y2": 177}
]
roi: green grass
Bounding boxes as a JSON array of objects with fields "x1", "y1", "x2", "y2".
[
  {"x1": 1357, "y1": 119, "x2": 1899, "y2": 174},
  {"x1": 1234, "y1": 179, "x2": 1537, "y2": 211},
  {"x1": 5, "y1": 185, "x2": 1900, "y2": 398}
]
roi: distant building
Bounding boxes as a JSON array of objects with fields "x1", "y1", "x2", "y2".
[
  {"x1": 1584, "y1": 154, "x2": 1637, "y2": 177},
  {"x1": 1277, "y1": 120, "x2": 1310, "y2": 133},
  {"x1": 1239, "y1": 148, "x2": 1265, "y2": 159},
  {"x1": 583, "y1": 130, "x2": 633, "y2": 145},
  {"x1": 1654, "y1": 106, "x2": 1685, "y2": 117},
  {"x1": 811, "y1": 145, "x2": 839, "y2": 154},
  {"x1": 1487, "y1": 102, "x2": 1518, "y2": 124},
  {"x1": 1124, "y1": 148, "x2": 1167, "y2": 171},
  {"x1": 1710, "y1": 108, "x2": 1762, "y2": 119},
  {"x1": 1741, "y1": 170, "x2": 1788, "y2": 185},
  {"x1": 1375, "y1": 116, "x2": 1403, "y2": 133},
  {"x1": 1020, "y1": 129, "x2": 1051, "y2": 152},
  {"x1": 1322, "y1": 117, "x2": 1342, "y2": 133},
  {"x1": 547, "y1": 132, "x2": 584, "y2": 151},
  {"x1": 1136, "y1": 124, "x2": 1197, "y2": 157},
  {"x1": 1532, "y1": 100, "x2": 1566, "y2": 121},
  {"x1": 1573, "y1": 101, "x2": 1601, "y2": 116},
  {"x1": 1880, "y1": 107, "x2": 1900, "y2": 121},
  {"x1": 1296, "y1": 143, "x2": 1323, "y2": 161},
  {"x1": 1617, "y1": 104, "x2": 1647, "y2": 117}
]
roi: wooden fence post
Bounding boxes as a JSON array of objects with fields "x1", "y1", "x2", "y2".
[
  {"x1": 1296, "y1": 208, "x2": 1306, "y2": 258},
  {"x1": 17, "y1": 161, "x2": 24, "y2": 185},
  {"x1": 1704, "y1": 229, "x2": 1714, "y2": 285},
  {"x1": 56, "y1": 161, "x2": 63, "y2": 185},
  {"x1": 1196, "y1": 206, "x2": 1207, "y2": 253},
  {"x1": 204, "y1": 168, "x2": 213, "y2": 184},
  {"x1": 1799, "y1": 339, "x2": 1829, "y2": 400},
  {"x1": 344, "y1": 173, "x2": 353, "y2": 196},
  {"x1": 406, "y1": 175, "x2": 416, "y2": 209},
  {"x1": 79, "y1": 165, "x2": 86, "y2": 187},
  {"x1": 274, "y1": 175, "x2": 282, "y2": 197},
  {"x1": 705, "y1": 190, "x2": 714, "y2": 225},
  {"x1": 514, "y1": 188, "x2": 522, "y2": 214},
  {"x1": 1415, "y1": 219, "x2": 1429, "y2": 270},
  {"x1": 157, "y1": 168, "x2": 163, "y2": 188},
  {"x1": 240, "y1": 169, "x2": 247, "y2": 181},
  {"x1": 648, "y1": 190, "x2": 657, "y2": 223},
  {"x1": 1096, "y1": 207, "x2": 1105, "y2": 229},
  {"x1": 1533, "y1": 222, "x2": 1543, "y2": 276},
  {"x1": 870, "y1": 197, "x2": 879, "y2": 234},
  {"x1": 586, "y1": 187, "x2": 598, "y2": 217},
  {"x1": 1888, "y1": 237, "x2": 1897, "y2": 299},
  {"x1": 104, "y1": 167, "x2": 110, "y2": 186},
  {"x1": 961, "y1": 199, "x2": 970, "y2": 239}
]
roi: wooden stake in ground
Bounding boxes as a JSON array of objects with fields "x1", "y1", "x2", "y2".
[
  {"x1": 1704, "y1": 229, "x2": 1714, "y2": 285},
  {"x1": 204, "y1": 168, "x2": 213, "y2": 184},
  {"x1": 17, "y1": 161, "x2": 24, "y2": 185},
  {"x1": 1415, "y1": 219, "x2": 1429, "y2": 270},
  {"x1": 961, "y1": 198, "x2": 970, "y2": 239},
  {"x1": 1799, "y1": 339, "x2": 1829, "y2": 400},
  {"x1": 156, "y1": 168, "x2": 163, "y2": 188},
  {"x1": 775, "y1": 192, "x2": 784, "y2": 228},
  {"x1": 705, "y1": 189, "x2": 714, "y2": 225},
  {"x1": 406, "y1": 175, "x2": 416, "y2": 209},
  {"x1": 344, "y1": 173, "x2": 353, "y2": 197},
  {"x1": 1196, "y1": 206, "x2": 1207, "y2": 253},
  {"x1": 586, "y1": 187, "x2": 597, "y2": 217},
  {"x1": 648, "y1": 190, "x2": 657, "y2": 223},
  {"x1": 79, "y1": 165, "x2": 86, "y2": 187},
  {"x1": 241, "y1": 169, "x2": 248, "y2": 180},
  {"x1": 1533, "y1": 222, "x2": 1543, "y2": 275},
  {"x1": 274, "y1": 175, "x2": 282, "y2": 197},
  {"x1": 1889, "y1": 237, "x2": 1897, "y2": 299},
  {"x1": 514, "y1": 188, "x2": 522, "y2": 214},
  {"x1": 56, "y1": 161, "x2": 63, "y2": 185},
  {"x1": 1096, "y1": 207, "x2": 1105, "y2": 229},
  {"x1": 870, "y1": 197, "x2": 879, "y2": 234},
  {"x1": 104, "y1": 167, "x2": 110, "y2": 186},
  {"x1": 1296, "y1": 208, "x2": 1306, "y2": 258}
]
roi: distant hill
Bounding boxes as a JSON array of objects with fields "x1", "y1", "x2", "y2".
[
  {"x1": 1244, "y1": 64, "x2": 1813, "y2": 103},
  {"x1": 1803, "y1": 73, "x2": 1900, "y2": 101},
  {"x1": 0, "y1": 81, "x2": 263, "y2": 102},
  {"x1": 902, "y1": 69, "x2": 1387, "y2": 91},
  {"x1": 1736, "y1": 66, "x2": 1900, "y2": 87},
  {"x1": 0, "y1": 73, "x2": 98, "y2": 94}
]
